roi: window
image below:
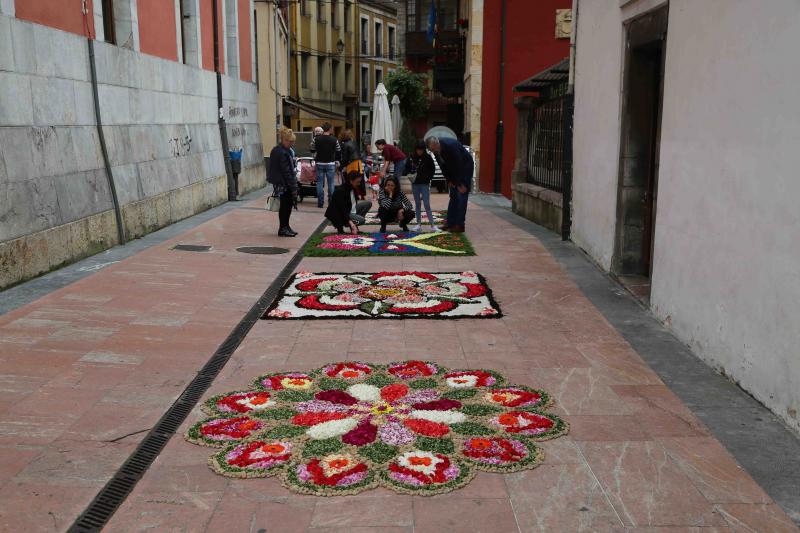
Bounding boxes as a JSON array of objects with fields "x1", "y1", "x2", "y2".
[
  {"x1": 300, "y1": 0, "x2": 307, "y2": 17},
  {"x1": 331, "y1": 0, "x2": 338, "y2": 28},
  {"x1": 388, "y1": 26, "x2": 396, "y2": 60},
  {"x1": 345, "y1": 62, "x2": 352, "y2": 91},
  {"x1": 361, "y1": 65, "x2": 369, "y2": 102},
  {"x1": 102, "y1": 0, "x2": 116, "y2": 44},
  {"x1": 317, "y1": 0, "x2": 324, "y2": 22},
  {"x1": 407, "y1": 0, "x2": 417, "y2": 31},
  {"x1": 318, "y1": 57, "x2": 325, "y2": 90},
  {"x1": 375, "y1": 67, "x2": 383, "y2": 89},
  {"x1": 344, "y1": 1, "x2": 351, "y2": 32},
  {"x1": 332, "y1": 59, "x2": 340, "y2": 92},
  {"x1": 374, "y1": 21, "x2": 382, "y2": 57},
  {"x1": 301, "y1": 54, "x2": 309, "y2": 89},
  {"x1": 360, "y1": 17, "x2": 369, "y2": 55}
]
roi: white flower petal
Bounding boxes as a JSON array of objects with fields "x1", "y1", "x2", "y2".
[
  {"x1": 410, "y1": 410, "x2": 467, "y2": 424},
  {"x1": 445, "y1": 375, "x2": 478, "y2": 388},
  {"x1": 347, "y1": 383, "x2": 382, "y2": 402},
  {"x1": 306, "y1": 418, "x2": 358, "y2": 440}
]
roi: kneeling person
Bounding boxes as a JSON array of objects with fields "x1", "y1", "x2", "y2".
[{"x1": 325, "y1": 171, "x2": 373, "y2": 234}]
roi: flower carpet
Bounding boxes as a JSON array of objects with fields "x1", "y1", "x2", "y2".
[
  {"x1": 263, "y1": 271, "x2": 501, "y2": 320},
  {"x1": 185, "y1": 361, "x2": 568, "y2": 496},
  {"x1": 363, "y1": 210, "x2": 447, "y2": 226},
  {"x1": 301, "y1": 231, "x2": 475, "y2": 257}
]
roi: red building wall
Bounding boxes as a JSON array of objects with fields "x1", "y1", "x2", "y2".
[
  {"x1": 479, "y1": 0, "x2": 571, "y2": 196},
  {"x1": 201, "y1": 0, "x2": 226, "y2": 73},
  {"x1": 15, "y1": 0, "x2": 95, "y2": 37},
  {"x1": 138, "y1": 0, "x2": 178, "y2": 61},
  {"x1": 237, "y1": 0, "x2": 252, "y2": 81}
]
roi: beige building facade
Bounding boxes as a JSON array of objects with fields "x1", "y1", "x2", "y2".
[
  {"x1": 356, "y1": 0, "x2": 400, "y2": 148},
  {"x1": 460, "y1": 0, "x2": 484, "y2": 173},
  {"x1": 255, "y1": 2, "x2": 290, "y2": 153}
]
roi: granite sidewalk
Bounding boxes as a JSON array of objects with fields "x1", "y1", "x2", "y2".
[{"x1": 0, "y1": 193, "x2": 797, "y2": 532}]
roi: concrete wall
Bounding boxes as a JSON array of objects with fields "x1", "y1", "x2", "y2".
[
  {"x1": 571, "y1": 0, "x2": 800, "y2": 433},
  {"x1": 0, "y1": 14, "x2": 263, "y2": 289}
]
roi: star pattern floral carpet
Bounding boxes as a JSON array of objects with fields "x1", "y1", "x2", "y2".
[
  {"x1": 186, "y1": 361, "x2": 568, "y2": 496},
  {"x1": 263, "y1": 271, "x2": 501, "y2": 320},
  {"x1": 302, "y1": 232, "x2": 475, "y2": 257},
  {"x1": 362, "y1": 210, "x2": 447, "y2": 226}
]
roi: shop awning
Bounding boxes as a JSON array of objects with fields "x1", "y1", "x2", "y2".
[
  {"x1": 283, "y1": 97, "x2": 347, "y2": 121},
  {"x1": 514, "y1": 57, "x2": 570, "y2": 92}
]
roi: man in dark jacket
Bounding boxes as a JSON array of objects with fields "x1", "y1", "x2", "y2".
[
  {"x1": 426, "y1": 136, "x2": 474, "y2": 232},
  {"x1": 325, "y1": 171, "x2": 373, "y2": 234},
  {"x1": 310, "y1": 123, "x2": 341, "y2": 208}
]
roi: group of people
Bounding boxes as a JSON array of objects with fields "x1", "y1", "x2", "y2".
[{"x1": 267, "y1": 125, "x2": 474, "y2": 238}]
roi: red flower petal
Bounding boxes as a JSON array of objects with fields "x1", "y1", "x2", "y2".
[
  {"x1": 314, "y1": 389, "x2": 359, "y2": 406},
  {"x1": 296, "y1": 277, "x2": 338, "y2": 292},
  {"x1": 297, "y1": 295, "x2": 361, "y2": 312},
  {"x1": 460, "y1": 282, "x2": 487, "y2": 298},
  {"x1": 388, "y1": 300, "x2": 457, "y2": 315},
  {"x1": 380, "y1": 383, "x2": 410, "y2": 403},
  {"x1": 341, "y1": 419, "x2": 378, "y2": 446},
  {"x1": 404, "y1": 418, "x2": 450, "y2": 437},
  {"x1": 411, "y1": 399, "x2": 462, "y2": 411},
  {"x1": 370, "y1": 271, "x2": 438, "y2": 281},
  {"x1": 291, "y1": 412, "x2": 349, "y2": 426}
]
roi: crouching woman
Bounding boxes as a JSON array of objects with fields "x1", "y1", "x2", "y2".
[{"x1": 325, "y1": 171, "x2": 373, "y2": 234}]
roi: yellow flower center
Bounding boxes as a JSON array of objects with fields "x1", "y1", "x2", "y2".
[{"x1": 371, "y1": 403, "x2": 394, "y2": 415}]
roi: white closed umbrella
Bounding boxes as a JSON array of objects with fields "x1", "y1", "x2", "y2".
[
  {"x1": 371, "y1": 83, "x2": 394, "y2": 153},
  {"x1": 391, "y1": 94, "x2": 403, "y2": 145}
]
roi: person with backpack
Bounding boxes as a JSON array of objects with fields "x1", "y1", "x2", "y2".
[
  {"x1": 310, "y1": 123, "x2": 341, "y2": 208},
  {"x1": 267, "y1": 127, "x2": 298, "y2": 237}
]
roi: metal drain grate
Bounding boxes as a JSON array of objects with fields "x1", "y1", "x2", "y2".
[
  {"x1": 68, "y1": 220, "x2": 327, "y2": 533},
  {"x1": 171, "y1": 244, "x2": 211, "y2": 252},
  {"x1": 236, "y1": 246, "x2": 289, "y2": 255}
]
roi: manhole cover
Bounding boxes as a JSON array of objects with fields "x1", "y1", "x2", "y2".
[
  {"x1": 236, "y1": 246, "x2": 289, "y2": 255},
  {"x1": 172, "y1": 244, "x2": 212, "y2": 252}
]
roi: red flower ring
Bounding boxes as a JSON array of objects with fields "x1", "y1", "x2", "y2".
[{"x1": 186, "y1": 361, "x2": 566, "y2": 495}]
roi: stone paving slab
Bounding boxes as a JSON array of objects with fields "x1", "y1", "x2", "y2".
[{"x1": 0, "y1": 194, "x2": 797, "y2": 532}]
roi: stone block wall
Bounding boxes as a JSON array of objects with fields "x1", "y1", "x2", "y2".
[{"x1": 0, "y1": 15, "x2": 263, "y2": 289}]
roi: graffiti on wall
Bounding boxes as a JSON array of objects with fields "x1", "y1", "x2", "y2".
[{"x1": 169, "y1": 135, "x2": 193, "y2": 157}]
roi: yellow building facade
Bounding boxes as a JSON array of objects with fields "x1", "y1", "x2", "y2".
[
  {"x1": 287, "y1": 0, "x2": 359, "y2": 135},
  {"x1": 355, "y1": 0, "x2": 401, "y2": 150},
  {"x1": 255, "y1": 2, "x2": 290, "y2": 154}
]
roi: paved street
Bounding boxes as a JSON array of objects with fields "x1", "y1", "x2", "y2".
[{"x1": 0, "y1": 193, "x2": 797, "y2": 532}]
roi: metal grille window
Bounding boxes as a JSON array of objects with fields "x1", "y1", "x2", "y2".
[{"x1": 526, "y1": 90, "x2": 569, "y2": 192}]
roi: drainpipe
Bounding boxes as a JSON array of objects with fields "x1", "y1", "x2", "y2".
[
  {"x1": 493, "y1": 0, "x2": 507, "y2": 194},
  {"x1": 87, "y1": 38, "x2": 126, "y2": 245},
  {"x1": 274, "y1": 1, "x2": 281, "y2": 142},
  {"x1": 213, "y1": 0, "x2": 237, "y2": 200}
]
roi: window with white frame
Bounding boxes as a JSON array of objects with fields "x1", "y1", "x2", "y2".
[
  {"x1": 361, "y1": 65, "x2": 370, "y2": 103},
  {"x1": 318, "y1": 56, "x2": 325, "y2": 90},
  {"x1": 375, "y1": 66, "x2": 383, "y2": 89},
  {"x1": 374, "y1": 21, "x2": 383, "y2": 57},
  {"x1": 301, "y1": 54, "x2": 309, "y2": 88},
  {"x1": 360, "y1": 16, "x2": 369, "y2": 55},
  {"x1": 388, "y1": 25, "x2": 396, "y2": 60}
]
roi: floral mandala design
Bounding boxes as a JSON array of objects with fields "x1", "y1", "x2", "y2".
[{"x1": 186, "y1": 361, "x2": 568, "y2": 496}]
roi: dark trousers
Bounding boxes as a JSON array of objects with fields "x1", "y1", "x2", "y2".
[
  {"x1": 278, "y1": 193, "x2": 294, "y2": 229},
  {"x1": 378, "y1": 207, "x2": 415, "y2": 228},
  {"x1": 333, "y1": 200, "x2": 372, "y2": 232},
  {"x1": 446, "y1": 185, "x2": 469, "y2": 227}
]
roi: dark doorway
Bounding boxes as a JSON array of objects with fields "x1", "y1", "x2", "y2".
[
  {"x1": 614, "y1": 6, "x2": 667, "y2": 294},
  {"x1": 102, "y1": 0, "x2": 116, "y2": 44}
]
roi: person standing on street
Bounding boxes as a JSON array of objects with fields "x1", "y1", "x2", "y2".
[
  {"x1": 404, "y1": 142, "x2": 440, "y2": 232},
  {"x1": 374, "y1": 139, "x2": 406, "y2": 184},
  {"x1": 426, "y1": 136, "x2": 473, "y2": 233},
  {"x1": 267, "y1": 127, "x2": 299, "y2": 237},
  {"x1": 310, "y1": 123, "x2": 341, "y2": 208},
  {"x1": 339, "y1": 130, "x2": 365, "y2": 199}
]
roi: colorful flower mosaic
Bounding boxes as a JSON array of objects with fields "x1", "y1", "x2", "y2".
[
  {"x1": 263, "y1": 271, "x2": 501, "y2": 320},
  {"x1": 185, "y1": 361, "x2": 568, "y2": 496},
  {"x1": 363, "y1": 210, "x2": 447, "y2": 226},
  {"x1": 302, "y1": 232, "x2": 475, "y2": 257}
]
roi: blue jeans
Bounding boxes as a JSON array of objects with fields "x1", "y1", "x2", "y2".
[
  {"x1": 411, "y1": 184, "x2": 434, "y2": 226},
  {"x1": 392, "y1": 159, "x2": 406, "y2": 182},
  {"x1": 316, "y1": 163, "x2": 336, "y2": 206},
  {"x1": 446, "y1": 185, "x2": 469, "y2": 227}
]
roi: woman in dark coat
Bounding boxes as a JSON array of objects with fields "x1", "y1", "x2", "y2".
[
  {"x1": 325, "y1": 170, "x2": 373, "y2": 234},
  {"x1": 377, "y1": 177, "x2": 415, "y2": 233},
  {"x1": 267, "y1": 127, "x2": 299, "y2": 237}
]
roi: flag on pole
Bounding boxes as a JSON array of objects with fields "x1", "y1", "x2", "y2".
[{"x1": 426, "y1": 0, "x2": 438, "y2": 47}]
